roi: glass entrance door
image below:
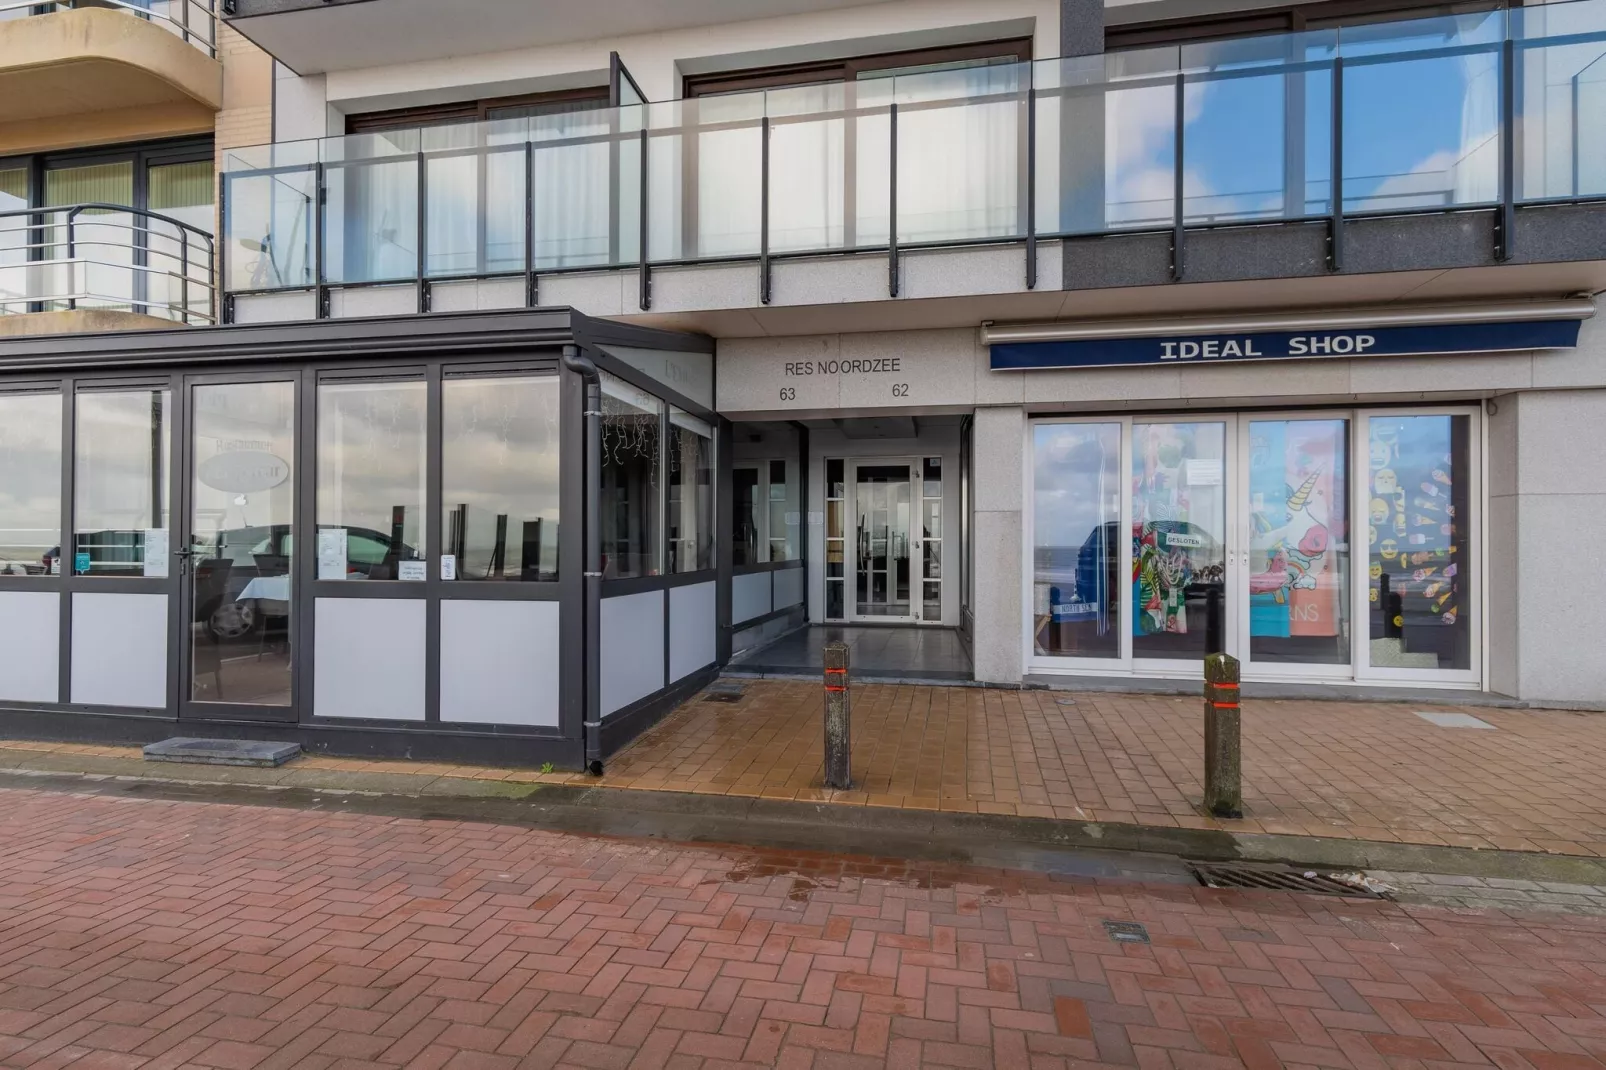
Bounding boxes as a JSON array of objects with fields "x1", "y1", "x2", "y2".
[
  {"x1": 851, "y1": 461, "x2": 917, "y2": 622},
  {"x1": 180, "y1": 375, "x2": 298, "y2": 720}
]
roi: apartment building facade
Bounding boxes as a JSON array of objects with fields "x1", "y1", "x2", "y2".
[{"x1": 0, "y1": 0, "x2": 1602, "y2": 767}]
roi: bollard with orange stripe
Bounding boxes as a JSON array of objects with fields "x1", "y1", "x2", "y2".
[
  {"x1": 1203, "y1": 652, "x2": 1243, "y2": 819},
  {"x1": 823, "y1": 640, "x2": 852, "y2": 790}
]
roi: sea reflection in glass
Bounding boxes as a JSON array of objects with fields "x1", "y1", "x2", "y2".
[
  {"x1": 1033, "y1": 423, "x2": 1120, "y2": 659},
  {"x1": 442, "y1": 375, "x2": 560, "y2": 581}
]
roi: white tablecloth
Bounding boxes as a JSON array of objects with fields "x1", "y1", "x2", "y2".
[{"x1": 237, "y1": 575, "x2": 291, "y2": 602}]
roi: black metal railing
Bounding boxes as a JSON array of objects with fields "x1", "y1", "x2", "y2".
[
  {"x1": 0, "y1": 203, "x2": 216, "y2": 324},
  {"x1": 219, "y1": 0, "x2": 1606, "y2": 318}
]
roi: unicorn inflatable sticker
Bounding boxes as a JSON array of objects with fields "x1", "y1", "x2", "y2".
[{"x1": 1249, "y1": 470, "x2": 1331, "y2": 603}]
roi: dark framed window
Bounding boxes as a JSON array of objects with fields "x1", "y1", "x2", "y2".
[
  {"x1": 1106, "y1": 0, "x2": 1511, "y2": 50},
  {"x1": 683, "y1": 38, "x2": 1032, "y2": 98},
  {"x1": 345, "y1": 88, "x2": 611, "y2": 134}
]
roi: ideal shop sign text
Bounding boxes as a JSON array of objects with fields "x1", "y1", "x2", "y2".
[{"x1": 987, "y1": 318, "x2": 1583, "y2": 371}]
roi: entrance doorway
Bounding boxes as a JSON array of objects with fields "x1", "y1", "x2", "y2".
[
  {"x1": 179, "y1": 373, "x2": 299, "y2": 721},
  {"x1": 840, "y1": 457, "x2": 943, "y2": 624},
  {"x1": 1028, "y1": 408, "x2": 1480, "y2": 686}
]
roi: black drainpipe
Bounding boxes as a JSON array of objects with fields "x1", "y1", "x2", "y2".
[{"x1": 562, "y1": 344, "x2": 605, "y2": 776}]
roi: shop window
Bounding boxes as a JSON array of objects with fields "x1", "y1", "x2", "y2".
[
  {"x1": 1366, "y1": 413, "x2": 1472, "y2": 671},
  {"x1": 1032, "y1": 423, "x2": 1122, "y2": 659},
  {"x1": 600, "y1": 373, "x2": 662, "y2": 579},
  {"x1": 73, "y1": 389, "x2": 170, "y2": 577},
  {"x1": 1248, "y1": 418, "x2": 1351, "y2": 666},
  {"x1": 0, "y1": 391, "x2": 61, "y2": 576},
  {"x1": 316, "y1": 379, "x2": 426, "y2": 581},
  {"x1": 668, "y1": 408, "x2": 714, "y2": 573},
  {"x1": 441, "y1": 374, "x2": 561, "y2": 582}
]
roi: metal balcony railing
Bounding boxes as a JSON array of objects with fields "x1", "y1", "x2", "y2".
[
  {"x1": 0, "y1": 0, "x2": 216, "y2": 57},
  {"x1": 0, "y1": 203, "x2": 217, "y2": 325},
  {"x1": 219, "y1": 0, "x2": 1606, "y2": 317}
]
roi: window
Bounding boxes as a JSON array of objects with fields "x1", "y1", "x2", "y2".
[
  {"x1": 1366, "y1": 413, "x2": 1472, "y2": 672},
  {"x1": 0, "y1": 140, "x2": 213, "y2": 319},
  {"x1": 345, "y1": 89, "x2": 611, "y2": 134},
  {"x1": 600, "y1": 373, "x2": 662, "y2": 579},
  {"x1": 1033, "y1": 423, "x2": 1122, "y2": 659},
  {"x1": 442, "y1": 374, "x2": 562, "y2": 582},
  {"x1": 683, "y1": 39, "x2": 1032, "y2": 97},
  {"x1": 730, "y1": 457, "x2": 799, "y2": 566},
  {"x1": 316, "y1": 380, "x2": 426, "y2": 580},
  {"x1": 1105, "y1": 0, "x2": 1508, "y2": 50},
  {"x1": 825, "y1": 458, "x2": 845, "y2": 620},
  {"x1": 74, "y1": 389, "x2": 171, "y2": 577},
  {"x1": 668, "y1": 409, "x2": 714, "y2": 573},
  {"x1": 0, "y1": 392, "x2": 61, "y2": 576}
]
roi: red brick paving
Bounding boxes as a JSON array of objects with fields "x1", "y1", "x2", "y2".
[{"x1": 3, "y1": 787, "x2": 1606, "y2": 1069}]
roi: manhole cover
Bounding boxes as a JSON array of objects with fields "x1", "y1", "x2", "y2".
[
  {"x1": 703, "y1": 684, "x2": 745, "y2": 703},
  {"x1": 1101, "y1": 920, "x2": 1150, "y2": 944},
  {"x1": 1055, "y1": 697, "x2": 1078, "y2": 706},
  {"x1": 1188, "y1": 861, "x2": 1391, "y2": 899}
]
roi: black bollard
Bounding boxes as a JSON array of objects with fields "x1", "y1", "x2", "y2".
[
  {"x1": 823, "y1": 641, "x2": 851, "y2": 790},
  {"x1": 1203, "y1": 652, "x2": 1243, "y2": 819}
]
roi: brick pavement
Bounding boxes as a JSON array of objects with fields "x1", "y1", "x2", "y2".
[
  {"x1": 576, "y1": 681, "x2": 1606, "y2": 856},
  {"x1": 5, "y1": 681, "x2": 1606, "y2": 858},
  {"x1": 4, "y1": 788, "x2": 1606, "y2": 1070}
]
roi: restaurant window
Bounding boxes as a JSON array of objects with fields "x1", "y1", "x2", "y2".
[
  {"x1": 442, "y1": 374, "x2": 561, "y2": 582},
  {"x1": 600, "y1": 373, "x2": 662, "y2": 579},
  {"x1": 668, "y1": 408, "x2": 714, "y2": 574},
  {"x1": 0, "y1": 391, "x2": 61, "y2": 576},
  {"x1": 316, "y1": 379, "x2": 426, "y2": 580},
  {"x1": 73, "y1": 389, "x2": 170, "y2": 576}
]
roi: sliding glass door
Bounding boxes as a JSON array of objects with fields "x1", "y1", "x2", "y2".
[{"x1": 1029, "y1": 407, "x2": 1480, "y2": 687}]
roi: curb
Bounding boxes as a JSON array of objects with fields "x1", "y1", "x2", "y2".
[{"x1": 3, "y1": 755, "x2": 1605, "y2": 886}]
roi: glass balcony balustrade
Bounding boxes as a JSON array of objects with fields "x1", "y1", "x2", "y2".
[{"x1": 220, "y1": 0, "x2": 1606, "y2": 302}]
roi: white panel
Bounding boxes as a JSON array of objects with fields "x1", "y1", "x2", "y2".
[
  {"x1": 231, "y1": 290, "x2": 317, "y2": 323},
  {"x1": 70, "y1": 593, "x2": 167, "y2": 709},
  {"x1": 670, "y1": 582, "x2": 717, "y2": 682},
  {"x1": 314, "y1": 598, "x2": 426, "y2": 721},
  {"x1": 0, "y1": 592, "x2": 59, "y2": 703},
  {"x1": 429, "y1": 277, "x2": 526, "y2": 312},
  {"x1": 773, "y1": 566, "x2": 805, "y2": 610},
  {"x1": 329, "y1": 285, "x2": 416, "y2": 318},
  {"x1": 733, "y1": 570, "x2": 771, "y2": 624},
  {"x1": 440, "y1": 600, "x2": 560, "y2": 726},
  {"x1": 601, "y1": 590, "x2": 664, "y2": 715}
]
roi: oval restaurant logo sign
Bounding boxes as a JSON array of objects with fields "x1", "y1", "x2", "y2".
[
  {"x1": 199, "y1": 447, "x2": 289, "y2": 494},
  {"x1": 989, "y1": 319, "x2": 1583, "y2": 371}
]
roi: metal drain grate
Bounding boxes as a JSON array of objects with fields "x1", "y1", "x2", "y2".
[
  {"x1": 1101, "y1": 920, "x2": 1150, "y2": 944},
  {"x1": 1188, "y1": 861, "x2": 1392, "y2": 899}
]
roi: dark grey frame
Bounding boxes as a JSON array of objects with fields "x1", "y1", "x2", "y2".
[{"x1": 0, "y1": 309, "x2": 711, "y2": 766}]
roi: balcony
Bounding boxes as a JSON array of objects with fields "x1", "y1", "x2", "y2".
[
  {"x1": 0, "y1": 203, "x2": 216, "y2": 334},
  {"x1": 220, "y1": 0, "x2": 1606, "y2": 331},
  {"x1": 0, "y1": 0, "x2": 221, "y2": 155},
  {"x1": 220, "y1": 0, "x2": 888, "y2": 75}
]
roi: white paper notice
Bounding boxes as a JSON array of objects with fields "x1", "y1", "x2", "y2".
[
  {"x1": 317, "y1": 528, "x2": 348, "y2": 580},
  {"x1": 439, "y1": 554, "x2": 457, "y2": 581},
  {"x1": 398, "y1": 560, "x2": 427, "y2": 582},
  {"x1": 1185, "y1": 458, "x2": 1224, "y2": 486},
  {"x1": 808, "y1": 511, "x2": 825, "y2": 527},
  {"x1": 143, "y1": 529, "x2": 169, "y2": 578}
]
